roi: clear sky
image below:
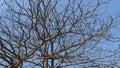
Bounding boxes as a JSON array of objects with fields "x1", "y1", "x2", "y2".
[{"x1": 108, "y1": 0, "x2": 120, "y2": 14}]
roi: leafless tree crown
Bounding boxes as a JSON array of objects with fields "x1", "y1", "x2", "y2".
[{"x1": 0, "y1": 0, "x2": 120, "y2": 68}]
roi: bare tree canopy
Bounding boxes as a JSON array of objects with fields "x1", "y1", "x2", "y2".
[{"x1": 0, "y1": 0, "x2": 120, "y2": 68}]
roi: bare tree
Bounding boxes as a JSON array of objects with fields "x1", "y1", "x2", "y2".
[{"x1": 0, "y1": 0, "x2": 120, "y2": 68}]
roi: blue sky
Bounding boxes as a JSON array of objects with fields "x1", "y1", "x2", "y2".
[
  {"x1": 108, "y1": 0, "x2": 120, "y2": 49},
  {"x1": 108, "y1": 0, "x2": 120, "y2": 14}
]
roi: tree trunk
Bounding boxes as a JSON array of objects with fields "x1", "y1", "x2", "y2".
[{"x1": 45, "y1": 58, "x2": 48, "y2": 68}]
